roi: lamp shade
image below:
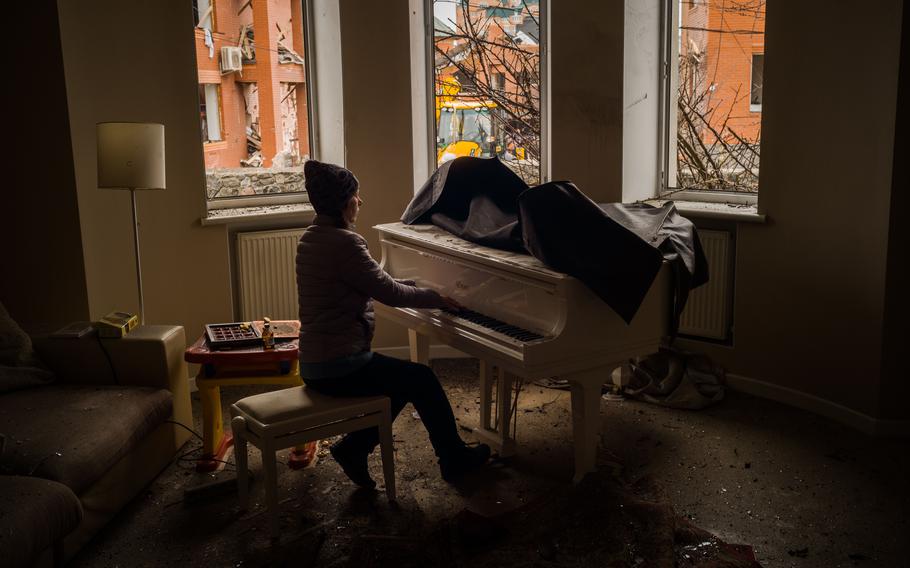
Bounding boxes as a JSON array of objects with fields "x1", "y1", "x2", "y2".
[{"x1": 97, "y1": 122, "x2": 166, "y2": 190}]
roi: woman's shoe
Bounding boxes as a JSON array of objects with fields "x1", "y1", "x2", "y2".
[
  {"x1": 330, "y1": 441, "x2": 376, "y2": 489},
  {"x1": 439, "y1": 443, "x2": 491, "y2": 483}
]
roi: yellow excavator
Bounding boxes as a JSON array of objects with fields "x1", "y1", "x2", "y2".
[
  {"x1": 435, "y1": 75, "x2": 518, "y2": 164},
  {"x1": 436, "y1": 100, "x2": 499, "y2": 163}
]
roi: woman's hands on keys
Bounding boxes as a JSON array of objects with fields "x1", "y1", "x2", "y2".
[{"x1": 440, "y1": 295, "x2": 464, "y2": 312}]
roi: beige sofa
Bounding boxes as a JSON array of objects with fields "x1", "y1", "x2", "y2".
[{"x1": 0, "y1": 324, "x2": 192, "y2": 567}]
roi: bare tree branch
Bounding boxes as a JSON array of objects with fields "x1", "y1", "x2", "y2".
[{"x1": 434, "y1": 0, "x2": 541, "y2": 183}]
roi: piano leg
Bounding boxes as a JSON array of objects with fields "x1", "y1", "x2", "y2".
[
  {"x1": 566, "y1": 367, "x2": 610, "y2": 483},
  {"x1": 408, "y1": 329, "x2": 430, "y2": 365},
  {"x1": 473, "y1": 362, "x2": 517, "y2": 457}
]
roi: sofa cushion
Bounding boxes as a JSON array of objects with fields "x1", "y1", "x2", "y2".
[
  {"x1": 0, "y1": 475, "x2": 83, "y2": 568},
  {"x1": 0, "y1": 385, "x2": 172, "y2": 494},
  {"x1": 0, "y1": 301, "x2": 33, "y2": 366},
  {"x1": 0, "y1": 364, "x2": 55, "y2": 395},
  {"x1": 0, "y1": 301, "x2": 53, "y2": 394}
]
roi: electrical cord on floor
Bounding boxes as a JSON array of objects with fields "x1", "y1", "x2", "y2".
[
  {"x1": 511, "y1": 378, "x2": 523, "y2": 440},
  {"x1": 164, "y1": 420, "x2": 204, "y2": 442},
  {"x1": 160, "y1": 420, "x2": 237, "y2": 470},
  {"x1": 491, "y1": 368, "x2": 524, "y2": 442},
  {"x1": 175, "y1": 442, "x2": 237, "y2": 471},
  {"x1": 94, "y1": 332, "x2": 120, "y2": 385}
]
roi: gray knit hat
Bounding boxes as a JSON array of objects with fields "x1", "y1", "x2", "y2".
[{"x1": 304, "y1": 160, "x2": 359, "y2": 216}]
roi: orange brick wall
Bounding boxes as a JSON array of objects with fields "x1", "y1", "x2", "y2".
[
  {"x1": 703, "y1": 2, "x2": 765, "y2": 142},
  {"x1": 194, "y1": 0, "x2": 308, "y2": 170},
  {"x1": 196, "y1": 1, "x2": 245, "y2": 168}
]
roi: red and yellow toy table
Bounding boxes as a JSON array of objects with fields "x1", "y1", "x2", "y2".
[{"x1": 184, "y1": 322, "x2": 316, "y2": 472}]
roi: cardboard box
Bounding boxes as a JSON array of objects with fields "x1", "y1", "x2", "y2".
[{"x1": 96, "y1": 311, "x2": 139, "y2": 338}]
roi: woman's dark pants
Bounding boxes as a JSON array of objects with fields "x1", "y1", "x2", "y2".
[{"x1": 304, "y1": 353, "x2": 463, "y2": 459}]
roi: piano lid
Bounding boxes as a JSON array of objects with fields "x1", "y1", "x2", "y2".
[{"x1": 375, "y1": 222, "x2": 568, "y2": 283}]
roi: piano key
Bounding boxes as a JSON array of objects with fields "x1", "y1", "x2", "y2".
[{"x1": 439, "y1": 307, "x2": 545, "y2": 343}]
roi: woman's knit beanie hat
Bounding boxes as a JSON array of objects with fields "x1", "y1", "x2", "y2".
[{"x1": 304, "y1": 160, "x2": 359, "y2": 216}]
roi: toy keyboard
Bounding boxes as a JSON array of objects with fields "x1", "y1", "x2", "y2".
[{"x1": 204, "y1": 322, "x2": 262, "y2": 350}]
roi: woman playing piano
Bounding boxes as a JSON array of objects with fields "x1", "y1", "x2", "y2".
[{"x1": 295, "y1": 159, "x2": 491, "y2": 487}]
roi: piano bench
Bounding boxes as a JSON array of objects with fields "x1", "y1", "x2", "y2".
[{"x1": 230, "y1": 386, "x2": 396, "y2": 538}]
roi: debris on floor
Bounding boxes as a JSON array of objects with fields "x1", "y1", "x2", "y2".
[{"x1": 67, "y1": 358, "x2": 910, "y2": 568}]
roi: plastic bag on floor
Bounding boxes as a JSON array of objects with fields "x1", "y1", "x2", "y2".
[{"x1": 625, "y1": 347, "x2": 725, "y2": 410}]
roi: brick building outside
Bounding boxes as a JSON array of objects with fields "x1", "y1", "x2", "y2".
[
  {"x1": 193, "y1": 0, "x2": 309, "y2": 177},
  {"x1": 680, "y1": 0, "x2": 765, "y2": 144}
]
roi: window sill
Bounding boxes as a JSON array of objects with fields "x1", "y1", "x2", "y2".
[
  {"x1": 647, "y1": 199, "x2": 767, "y2": 223},
  {"x1": 202, "y1": 202, "x2": 316, "y2": 226}
]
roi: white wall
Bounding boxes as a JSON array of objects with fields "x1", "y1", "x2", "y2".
[
  {"x1": 550, "y1": 0, "x2": 625, "y2": 203},
  {"x1": 622, "y1": 0, "x2": 661, "y2": 202},
  {"x1": 309, "y1": 0, "x2": 345, "y2": 165},
  {"x1": 339, "y1": 0, "x2": 415, "y2": 349},
  {"x1": 680, "y1": 0, "x2": 903, "y2": 420},
  {"x1": 57, "y1": 0, "x2": 233, "y2": 340},
  {"x1": 408, "y1": 0, "x2": 433, "y2": 191}
]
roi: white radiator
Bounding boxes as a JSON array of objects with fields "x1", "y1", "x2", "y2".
[
  {"x1": 236, "y1": 228, "x2": 306, "y2": 321},
  {"x1": 679, "y1": 229, "x2": 733, "y2": 340}
]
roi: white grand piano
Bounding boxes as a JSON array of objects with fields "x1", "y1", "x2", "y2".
[{"x1": 374, "y1": 222, "x2": 669, "y2": 482}]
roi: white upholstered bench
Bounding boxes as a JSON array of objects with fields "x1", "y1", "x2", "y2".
[{"x1": 230, "y1": 386, "x2": 396, "y2": 537}]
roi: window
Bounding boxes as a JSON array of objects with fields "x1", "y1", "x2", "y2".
[
  {"x1": 199, "y1": 84, "x2": 222, "y2": 142},
  {"x1": 191, "y1": 0, "x2": 313, "y2": 204},
  {"x1": 750, "y1": 53, "x2": 764, "y2": 111},
  {"x1": 663, "y1": 0, "x2": 765, "y2": 195},
  {"x1": 193, "y1": 0, "x2": 214, "y2": 31},
  {"x1": 431, "y1": 0, "x2": 545, "y2": 185}
]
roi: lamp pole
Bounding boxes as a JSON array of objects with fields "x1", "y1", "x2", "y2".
[
  {"x1": 130, "y1": 187, "x2": 145, "y2": 324},
  {"x1": 96, "y1": 121, "x2": 165, "y2": 327}
]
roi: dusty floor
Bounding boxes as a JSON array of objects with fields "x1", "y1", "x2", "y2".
[{"x1": 70, "y1": 359, "x2": 909, "y2": 567}]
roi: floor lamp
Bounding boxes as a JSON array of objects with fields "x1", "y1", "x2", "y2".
[{"x1": 96, "y1": 122, "x2": 166, "y2": 325}]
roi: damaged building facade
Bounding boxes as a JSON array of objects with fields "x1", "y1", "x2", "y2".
[{"x1": 194, "y1": 0, "x2": 309, "y2": 197}]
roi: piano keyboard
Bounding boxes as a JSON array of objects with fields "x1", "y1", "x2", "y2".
[{"x1": 440, "y1": 307, "x2": 547, "y2": 343}]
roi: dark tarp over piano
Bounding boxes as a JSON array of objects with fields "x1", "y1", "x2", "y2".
[{"x1": 401, "y1": 157, "x2": 709, "y2": 332}]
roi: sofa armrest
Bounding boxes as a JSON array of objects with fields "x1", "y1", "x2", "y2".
[
  {"x1": 100, "y1": 325, "x2": 187, "y2": 390},
  {"x1": 33, "y1": 326, "x2": 183, "y2": 387},
  {"x1": 32, "y1": 326, "x2": 193, "y2": 430},
  {"x1": 103, "y1": 325, "x2": 193, "y2": 435}
]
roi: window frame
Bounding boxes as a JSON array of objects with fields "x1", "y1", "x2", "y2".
[
  {"x1": 194, "y1": 0, "x2": 216, "y2": 32},
  {"x1": 199, "y1": 83, "x2": 224, "y2": 144},
  {"x1": 750, "y1": 53, "x2": 764, "y2": 112},
  {"x1": 423, "y1": 0, "x2": 549, "y2": 183},
  {"x1": 203, "y1": 0, "x2": 317, "y2": 211},
  {"x1": 657, "y1": 0, "x2": 760, "y2": 204}
]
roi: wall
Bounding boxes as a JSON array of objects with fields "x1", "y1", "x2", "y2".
[
  {"x1": 681, "y1": 0, "x2": 903, "y2": 420},
  {"x1": 550, "y1": 0, "x2": 624, "y2": 202},
  {"x1": 879, "y1": 1, "x2": 909, "y2": 422},
  {"x1": 339, "y1": 0, "x2": 414, "y2": 349},
  {"x1": 408, "y1": 0, "x2": 433, "y2": 189},
  {"x1": 57, "y1": 0, "x2": 234, "y2": 340},
  {"x1": 24, "y1": 0, "x2": 905, "y2": 426},
  {"x1": 310, "y1": 0, "x2": 345, "y2": 165},
  {"x1": 622, "y1": 0, "x2": 661, "y2": 202},
  {"x1": 3, "y1": 1, "x2": 90, "y2": 328}
]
